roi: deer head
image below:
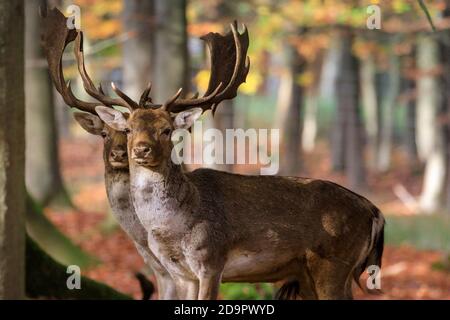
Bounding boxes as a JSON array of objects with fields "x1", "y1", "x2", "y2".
[
  {"x1": 73, "y1": 112, "x2": 129, "y2": 169},
  {"x1": 96, "y1": 21, "x2": 250, "y2": 171},
  {"x1": 41, "y1": 7, "x2": 153, "y2": 170}
]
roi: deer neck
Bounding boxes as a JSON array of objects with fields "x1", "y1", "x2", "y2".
[
  {"x1": 104, "y1": 167, "x2": 133, "y2": 216},
  {"x1": 129, "y1": 161, "x2": 198, "y2": 224}
]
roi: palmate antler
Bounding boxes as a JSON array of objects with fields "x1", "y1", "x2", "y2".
[
  {"x1": 165, "y1": 21, "x2": 250, "y2": 115},
  {"x1": 42, "y1": 7, "x2": 249, "y2": 115},
  {"x1": 41, "y1": 7, "x2": 143, "y2": 113}
]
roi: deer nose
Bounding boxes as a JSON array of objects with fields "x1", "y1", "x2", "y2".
[
  {"x1": 133, "y1": 143, "x2": 152, "y2": 158},
  {"x1": 111, "y1": 149, "x2": 127, "y2": 160}
]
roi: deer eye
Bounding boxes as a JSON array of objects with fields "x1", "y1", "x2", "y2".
[
  {"x1": 124, "y1": 128, "x2": 131, "y2": 134},
  {"x1": 101, "y1": 132, "x2": 107, "y2": 138},
  {"x1": 161, "y1": 128, "x2": 171, "y2": 136}
]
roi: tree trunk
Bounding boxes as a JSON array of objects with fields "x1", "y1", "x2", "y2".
[
  {"x1": 442, "y1": 2, "x2": 450, "y2": 213},
  {"x1": 402, "y1": 48, "x2": 418, "y2": 166},
  {"x1": 331, "y1": 35, "x2": 347, "y2": 172},
  {"x1": 302, "y1": 50, "x2": 323, "y2": 153},
  {"x1": 360, "y1": 53, "x2": 379, "y2": 170},
  {"x1": 335, "y1": 29, "x2": 366, "y2": 189},
  {"x1": 25, "y1": 0, "x2": 71, "y2": 206},
  {"x1": 152, "y1": 0, "x2": 189, "y2": 102},
  {"x1": 417, "y1": 36, "x2": 446, "y2": 213},
  {"x1": 0, "y1": 0, "x2": 25, "y2": 299},
  {"x1": 281, "y1": 45, "x2": 305, "y2": 175},
  {"x1": 122, "y1": 0, "x2": 155, "y2": 101},
  {"x1": 376, "y1": 41, "x2": 401, "y2": 172}
]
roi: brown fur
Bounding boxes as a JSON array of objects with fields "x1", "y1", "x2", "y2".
[
  {"x1": 73, "y1": 112, "x2": 178, "y2": 299},
  {"x1": 96, "y1": 107, "x2": 385, "y2": 300}
]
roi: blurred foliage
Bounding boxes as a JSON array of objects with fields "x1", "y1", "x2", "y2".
[
  {"x1": 220, "y1": 282, "x2": 274, "y2": 300},
  {"x1": 189, "y1": 0, "x2": 445, "y2": 95},
  {"x1": 385, "y1": 215, "x2": 450, "y2": 252},
  {"x1": 54, "y1": 0, "x2": 447, "y2": 97},
  {"x1": 73, "y1": 0, "x2": 122, "y2": 40}
]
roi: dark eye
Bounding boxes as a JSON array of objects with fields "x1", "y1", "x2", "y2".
[
  {"x1": 124, "y1": 128, "x2": 131, "y2": 134},
  {"x1": 162, "y1": 128, "x2": 171, "y2": 136},
  {"x1": 101, "y1": 132, "x2": 107, "y2": 138}
]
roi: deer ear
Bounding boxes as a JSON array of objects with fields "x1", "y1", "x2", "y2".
[
  {"x1": 73, "y1": 112, "x2": 104, "y2": 135},
  {"x1": 95, "y1": 106, "x2": 128, "y2": 131},
  {"x1": 173, "y1": 108, "x2": 202, "y2": 129}
]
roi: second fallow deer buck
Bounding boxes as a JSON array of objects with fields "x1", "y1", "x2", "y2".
[
  {"x1": 95, "y1": 21, "x2": 385, "y2": 300},
  {"x1": 41, "y1": 7, "x2": 178, "y2": 299}
]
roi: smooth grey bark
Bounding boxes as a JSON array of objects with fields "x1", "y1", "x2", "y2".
[
  {"x1": 0, "y1": 0, "x2": 25, "y2": 299},
  {"x1": 376, "y1": 41, "x2": 401, "y2": 172},
  {"x1": 281, "y1": 45, "x2": 305, "y2": 175},
  {"x1": 25, "y1": 0, "x2": 70, "y2": 206},
  {"x1": 331, "y1": 34, "x2": 347, "y2": 172},
  {"x1": 417, "y1": 36, "x2": 446, "y2": 213},
  {"x1": 152, "y1": 0, "x2": 189, "y2": 103},
  {"x1": 441, "y1": 2, "x2": 450, "y2": 213},
  {"x1": 334, "y1": 30, "x2": 366, "y2": 189},
  {"x1": 302, "y1": 50, "x2": 323, "y2": 153},
  {"x1": 360, "y1": 53, "x2": 379, "y2": 170},
  {"x1": 122, "y1": 0, "x2": 155, "y2": 101},
  {"x1": 402, "y1": 54, "x2": 419, "y2": 166}
]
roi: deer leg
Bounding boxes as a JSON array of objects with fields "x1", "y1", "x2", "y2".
[
  {"x1": 154, "y1": 272, "x2": 179, "y2": 300},
  {"x1": 306, "y1": 253, "x2": 353, "y2": 300},
  {"x1": 134, "y1": 242, "x2": 179, "y2": 299},
  {"x1": 198, "y1": 273, "x2": 222, "y2": 300},
  {"x1": 296, "y1": 257, "x2": 318, "y2": 300},
  {"x1": 175, "y1": 278, "x2": 199, "y2": 300}
]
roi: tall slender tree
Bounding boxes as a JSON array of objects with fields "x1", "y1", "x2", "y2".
[
  {"x1": 122, "y1": 0, "x2": 155, "y2": 101},
  {"x1": 0, "y1": 0, "x2": 25, "y2": 299},
  {"x1": 360, "y1": 52, "x2": 380, "y2": 170},
  {"x1": 152, "y1": 0, "x2": 189, "y2": 102},
  {"x1": 281, "y1": 43, "x2": 305, "y2": 175},
  {"x1": 333, "y1": 29, "x2": 366, "y2": 189},
  {"x1": 376, "y1": 38, "x2": 401, "y2": 172},
  {"x1": 25, "y1": 0, "x2": 70, "y2": 206},
  {"x1": 417, "y1": 35, "x2": 446, "y2": 213}
]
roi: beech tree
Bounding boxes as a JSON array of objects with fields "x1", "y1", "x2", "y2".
[{"x1": 0, "y1": 0, "x2": 25, "y2": 299}]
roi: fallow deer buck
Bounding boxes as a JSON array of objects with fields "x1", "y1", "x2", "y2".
[
  {"x1": 94, "y1": 21, "x2": 385, "y2": 300},
  {"x1": 41, "y1": 7, "x2": 178, "y2": 299}
]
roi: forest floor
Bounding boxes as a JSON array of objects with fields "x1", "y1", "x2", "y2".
[{"x1": 45, "y1": 136, "x2": 449, "y2": 299}]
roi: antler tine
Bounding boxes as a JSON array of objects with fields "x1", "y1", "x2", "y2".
[
  {"x1": 165, "y1": 83, "x2": 224, "y2": 112},
  {"x1": 191, "y1": 92, "x2": 199, "y2": 99},
  {"x1": 163, "y1": 88, "x2": 183, "y2": 109},
  {"x1": 214, "y1": 21, "x2": 248, "y2": 100},
  {"x1": 74, "y1": 32, "x2": 138, "y2": 110},
  {"x1": 166, "y1": 21, "x2": 250, "y2": 114},
  {"x1": 41, "y1": 7, "x2": 99, "y2": 114},
  {"x1": 111, "y1": 82, "x2": 140, "y2": 110},
  {"x1": 139, "y1": 82, "x2": 153, "y2": 107}
]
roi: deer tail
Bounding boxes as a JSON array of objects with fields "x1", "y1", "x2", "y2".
[{"x1": 353, "y1": 207, "x2": 385, "y2": 293}]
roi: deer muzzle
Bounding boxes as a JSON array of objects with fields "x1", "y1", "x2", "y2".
[
  {"x1": 109, "y1": 148, "x2": 128, "y2": 168},
  {"x1": 132, "y1": 142, "x2": 161, "y2": 167}
]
